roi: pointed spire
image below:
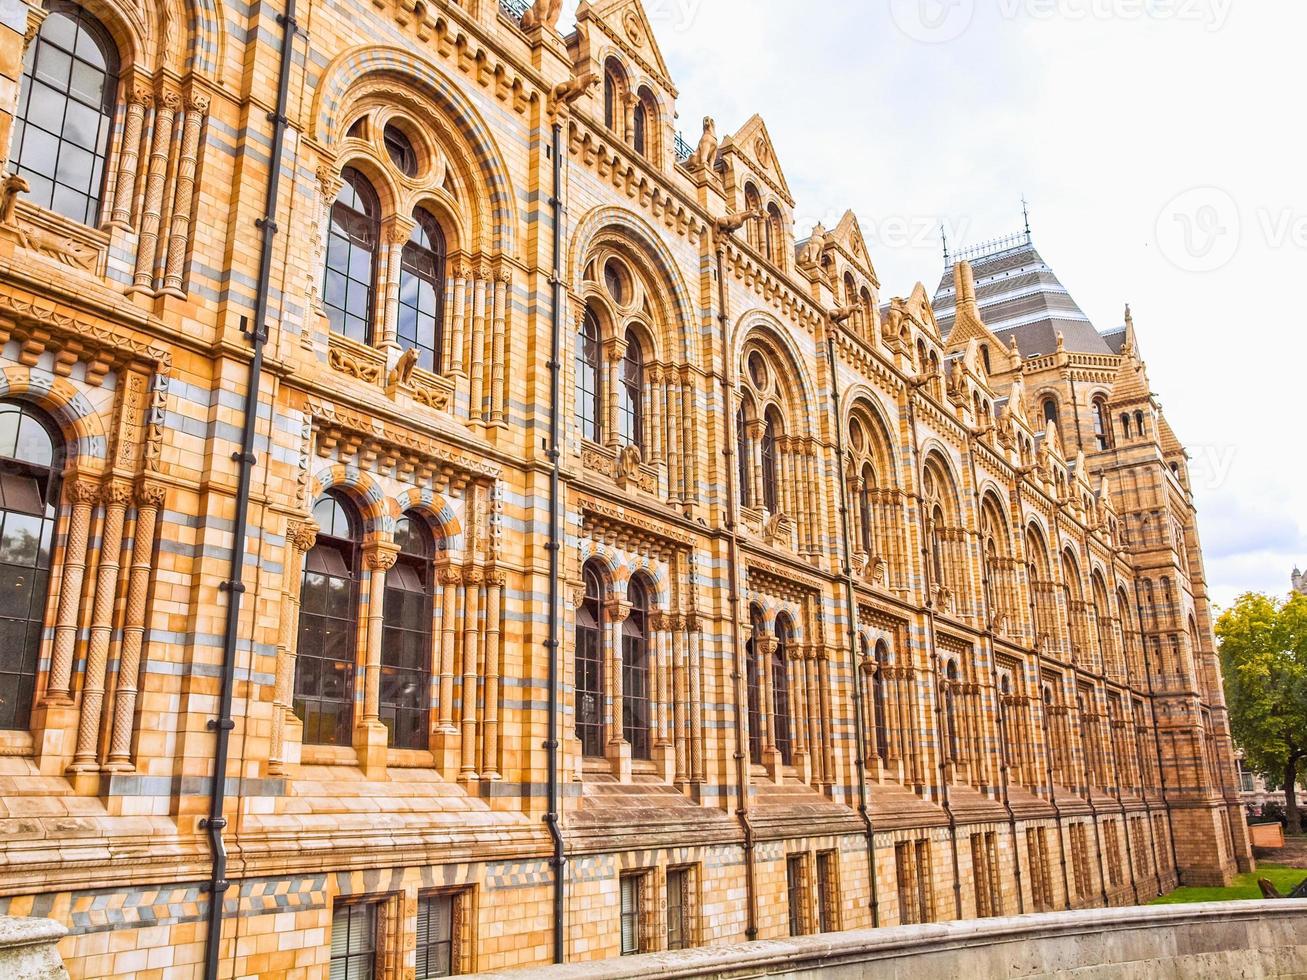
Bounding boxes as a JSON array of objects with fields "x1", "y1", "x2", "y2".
[
  {"x1": 941, "y1": 225, "x2": 951, "y2": 265},
  {"x1": 1122, "y1": 303, "x2": 1138, "y2": 357},
  {"x1": 956, "y1": 260, "x2": 977, "y2": 308},
  {"x1": 1022, "y1": 195, "x2": 1032, "y2": 240}
]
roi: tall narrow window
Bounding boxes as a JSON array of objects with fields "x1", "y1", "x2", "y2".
[
  {"x1": 1134, "y1": 410, "x2": 1146, "y2": 436},
  {"x1": 13, "y1": 2, "x2": 118, "y2": 224},
  {"x1": 416, "y1": 893, "x2": 457, "y2": 979},
  {"x1": 0, "y1": 402, "x2": 60, "y2": 730},
  {"x1": 1042, "y1": 397, "x2": 1059, "y2": 432},
  {"x1": 632, "y1": 99, "x2": 647, "y2": 156},
  {"x1": 296, "y1": 492, "x2": 360, "y2": 746},
  {"x1": 399, "y1": 209, "x2": 446, "y2": 373},
  {"x1": 746, "y1": 609, "x2": 764, "y2": 765},
  {"x1": 786, "y1": 854, "x2": 808, "y2": 936},
  {"x1": 619, "y1": 330, "x2": 643, "y2": 449},
  {"x1": 736, "y1": 406, "x2": 752, "y2": 508},
  {"x1": 576, "y1": 308, "x2": 603, "y2": 442},
  {"x1": 859, "y1": 464, "x2": 874, "y2": 554},
  {"x1": 330, "y1": 903, "x2": 378, "y2": 980},
  {"x1": 772, "y1": 620, "x2": 794, "y2": 765},
  {"x1": 760, "y1": 409, "x2": 780, "y2": 513},
  {"x1": 575, "y1": 562, "x2": 605, "y2": 757},
  {"x1": 666, "y1": 868, "x2": 690, "y2": 951},
  {"x1": 873, "y1": 641, "x2": 891, "y2": 763},
  {"x1": 381, "y1": 514, "x2": 434, "y2": 750},
  {"x1": 1120, "y1": 412, "x2": 1131, "y2": 439},
  {"x1": 1092, "y1": 397, "x2": 1111, "y2": 451},
  {"x1": 816, "y1": 851, "x2": 838, "y2": 933},
  {"x1": 930, "y1": 505, "x2": 947, "y2": 589},
  {"x1": 622, "y1": 578, "x2": 652, "y2": 760},
  {"x1": 744, "y1": 184, "x2": 762, "y2": 251},
  {"x1": 619, "y1": 875, "x2": 642, "y2": 955},
  {"x1": 767, "y1": 204, "x2": 784, "y2": 265},
  {"x1": 603, "y1": 60, "x2": 622, "y2": 132},
  {"x1": 943, "y1": 660, "x2": 960, "y2": 763},
  {"x1": 324, "y1": 168, "x2": 380, "y2": 344}
]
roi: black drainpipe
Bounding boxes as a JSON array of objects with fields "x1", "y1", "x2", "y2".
[
  {"x1": 544, "y1": 116, "x2": 567, "y2": 964},
  {"x1": 715, "y1": 235, "x2": 758, "y2": 941},
  {"x1": 823, "y1": 330, "x2": 880, "y2": 927},
  {"x1": 203, "y1": 2, "x2": 298, "y2": 978}
]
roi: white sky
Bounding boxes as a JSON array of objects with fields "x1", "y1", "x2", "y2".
[{"x1": 557, "y1": 0, "x2": 1307, "y2": 610}]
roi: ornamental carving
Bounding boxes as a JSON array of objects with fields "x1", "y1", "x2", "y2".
[{"x1": 328, "y1": 345, "x2": 383, "y2": 384}]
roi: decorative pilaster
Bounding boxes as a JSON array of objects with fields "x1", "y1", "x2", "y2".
[
  {"x1": 459, "y1": 565, "x2": 484, "y2": 777},
  {"x1": 356, "y1": 542, "x2": 399, "y2": 778},
  {"x1": 107, "y1": 87, "x2": 151, "y2": 229},
  {"x1": 468, "y1": 267, "x2": 490, "y2": 423},
  {"x1": 128, "y1": 89, "x2": 182, "y2": 295},
  {"x1": 603, "y1": 336, "x2": 628, "y2": 450},
  {"x1": 437, "y1": 565, "x2": 461, "y2": 733},
  {"x1": 446, "y1": 261, "x2": 469, "y2": 377},
  {"x1": 489, "y1": 269, "x2": 509, "y2": 426},
  {"x1": 44, "y1": 479, "x2": 99, "y2": 703},
  {"x1": 605, "y1": 597, "x2": 633, "y2": 779},
  {"x1": 480, "y1": 568, "x2": 504, "y2": 779},
  {"x1": 67, "y1": 481, "x2": 132, "y2": 776},
  {"x1": 158, "y1": 94, "x2": 209, "y2": 297},
  {"x1": 103, "y1": 481, "x2": 166, "y2": 770},
  {"x1": 378, "y1": 216, "x2": 416, "y2": 349}
]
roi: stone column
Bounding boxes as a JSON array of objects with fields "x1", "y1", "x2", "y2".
[
  {"x1": 680, "y1": 370, "x2": 696, "y2": 504},
  {"x1": 268, "y1": 519, "x2": 318, "y2": 774},
  {"x1": 648, "y1": 366, "x2": 664, "y2": 464},
  {"x1": 747, "y1": 420, "x2": 766, "y2": 509},
  {"x1": 489, "y1": 270, "x2": 509, "y2": 426},
  {"x1": 756, "y1": 635, "x2": 780, "y2": 779},
  {"x1": 468, "y1": 267, "x2": 490, "y2": 424},
  {"x1": 68, "y1": 481, "x2": 132, "y2": 778},
  {"x1": 459, "y1": 565, "x2": 484, "y2": 778},
  {"x1": 688, "y1": 616, "x2": 704, "y2": 783},
  {"x1": 44, "y1": 479, "x2": 99, "y2": 703},
  {"x1": 446, "y1": 261, "x2": 470, "y2": 377},
  {"x1": 158, "y1": 94, "x2": 209, "y2": 297},
  {"x1": 480, "y1": 568, "x2": 504, "y2": 779},
  {"x1": 671, "y1": 617, "x2": 688, "y2": 782},
  {"x1": 103, "y1": 481, "x2": 167, "y2": 770},
  {"x1": 107, "y1": 86, "x2": 151, "y2": 229},
  {"x1": 805, "y1": 649, "x2": 823, "y2": 784},
  {"x1": 605, "y1": 597, "x2": 633, "y2": 779},
  {"x1": 434, "y1": 564, "x2": 462, "y2": 775},
  {"x1": 355, "y1": 542, "x2": 399, "y2": 778},
  {"x1": 129, "y1": 89, "x2": 181, "y2": 295},
  {"x1": 604, "y1": 336, "x2": 628, "y2": 450},
  {"x1": 665, "y1": 369, "x2": 682, "y2": 502},
  {"x1": 653, "y1": 611, "x2": 674, "y2": 781},
  {"x1": 378, "y1": 215, "x2": 417, "y2": 349}
]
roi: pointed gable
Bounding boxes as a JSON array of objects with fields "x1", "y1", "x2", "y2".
[
  {"x1": 720, "y1": 113, "x2": 793, "y2": 206},
  {"x1": 829, "y1": 211, "x2": 879, "y2": 286},
  {"x1": 944, "y1": 260, "x2": 1015, "y2": 374},
  {"x1": 577, "y1": 0, "x2": 677, "y2": 96}
]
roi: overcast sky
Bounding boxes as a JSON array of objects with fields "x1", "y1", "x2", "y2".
[{"x1": 559, "y1": 0, "x2": 1306, "y2": 610}]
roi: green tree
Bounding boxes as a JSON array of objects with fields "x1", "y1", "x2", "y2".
[{"x1": 1216, "y1": 592, "x2": 1307, "y2": 835}]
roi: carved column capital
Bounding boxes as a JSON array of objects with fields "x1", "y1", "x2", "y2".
[
  {"x1": 604, "y1": 597, "x2": 633, "y2": 624},
  {"x1": 100, "y1": 480, "x2": 134, "y2": 507},
  {"x1": 383, "y1": 214, "x2": 417, "y2": 247},
  {"x1": 462, "y1": 564, "x2": 485, "y2": 586},
  {"x1": 288, "y1": 519, "x2": 320, "y2": 554},
  {"x1": 187, "y1": 93, "x2": 212, "y2": 114},
  {"x1": 364, "y1": 542, "x2": 400, "y2": 571},
  {"x1": 135, "y1": 481, "x2": 167, "y2": 509},
  {"x1": 439, "y1": 565, "x2": 463, "y2": 587},
  {"x1": 754, "y1": 636, "x2": 780, "y2": 657},
  {"x1": 67, "y1": 478, "x2": 102, "y2": 505}
]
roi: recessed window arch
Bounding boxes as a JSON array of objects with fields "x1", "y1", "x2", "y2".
[
  {"x1": 383, "y1": 122, "x2": 418, "y2": 177},
  {"x1": 324, "y1": 167, "x2": 381, "y2": 345},
  {"x1": 766, "y1": 204, "x2": 784, "y2": 266},
  {"x1": 618, "y1": 328, "x2": 644, "y2": 449},
  {"x1": 632, "y1": 87, "x2": 657, "y2": 158},
  {"x1": 858, "y1": 462, "x2": 875, "y2": 554},
  {"x1": 1134, "y1": 410, "x2": 1146, "y2": 436},
  {"x1": 0, "y1": 401, "x2": 62, "y2": 731},
  {"x1": 603, "y1": 58, "x2": 627, "y2": 132},
  {"x1": 398, "y1": 207, "x2": 446, "y2": 373},
  {"x1": 1120, "y1": 412, "x2": 1131, "y2": 439},
  {"x1": 1092, "y1": 396, "x2": 1112, "y2": 451},
  {"x1": 576, "y1": 561, "x2": 606, "y2": 757},
  {"x1": 980, "y1": 344, "x2": 992, "y2": 376},
  {"x1": 1042, "y1": 396, "x2": 1060, "y2": 437},
  {"x1": 872, "y1": 639, "x2": 891, "y2": 763},
  {"x1": 744, "y1": 184, "x2": 763, "y2": 252},
  {"x1": 576, "y1": 306, "x2": 604, "y2": 442},
  {"x1": 772, "y1": 615, "x2": 795, "y2": 766},
  {"x1": 296, "y1": 491, "x2": 362, "y2": 747},
  {"x1": 746, "y1": 605, "x2": 765, "y2": 765},
  {"x1": 735, "y1": 399, "x2": 753, "y2": 508},
  {"x1": 381, "y1": 513, "x2": 437, "y2": 749},
  {"x1": 943, "y1": 658, "x2": 961, "y2": 763},
  {"x1": 13, "y1": 1, "x2": 119, "y2": 225},
  {"x1": 761, "y1": 407, "x2": 781, "y2": 513},
  {"x1": 622, "y1": 576, "x2": 652, "y2": 760}
]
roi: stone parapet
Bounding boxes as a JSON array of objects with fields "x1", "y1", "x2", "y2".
[{"x1": 0, "y1": 917, "x2": 69, "y2": 980}]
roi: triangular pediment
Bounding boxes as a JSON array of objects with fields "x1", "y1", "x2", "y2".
[
  {"x1": 830, "y1": 211, "x2": 879, "y2": 286},
  {"x1": 577, "y1": 0, "x2": 676, "y2": 95},
  {"x1": 720, "y1": 114, "x2": 793, "y2": 205}
]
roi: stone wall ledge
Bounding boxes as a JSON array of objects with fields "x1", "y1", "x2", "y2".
[
  {"x1": 0, "y1": 916, "x2": 69, "y2": 980},
  {"x1": 478, "y1": 900, "x2": 1307, "y2": 979}
]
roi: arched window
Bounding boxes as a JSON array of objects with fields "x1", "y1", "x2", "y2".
[
  {"x1": 744, "y1": 184, "x2": 762, "y2": 252},
  {"x1": 873, "y1": 640, "x2": 891, "y2": 763},
  {"x1": 772, "y1": 619, "x2": 794, "y2": 766},
  {"x1": 766, "y1": 204, "x2": 784, "y2": 265},
  {"x1": 632, "y1": 99, "x2": 646, "y2": 156},
  {"x1": 761, "y1": 408, "x2": 780, "y2": 513},
  {"x1": 746, "y1": 608, "x2": 765, "y2": 765},
  {"x1": 603, "y1": 59, "x2": 623, "y2": 132},
  {"x1": 398, "y1": 208, "x2": 446, "y2": 373},
  {"x1": 736, "y1": 405, "x2": 752, "y2": 508},
  {"x1": 1092, "y1": 397, "x2": 1111, "y2": 451},
  {"x1": 324, "y1": 168, "x2": 380, "y2": 344},
  {"x1": 943, "y1": 659, "x2": 960, "y2": 763},
  {"x1": 576, "y1": 307, "x2": 603, "y2": 442},
  {"x1": 1120, "y1": 413, "x2": 1131, "y2": 439},
  {"x1": 858, "y1": 463, "x2": 874, "y2": 554},
  {"x1": 381, "y1": 514, "x2": 434, "y2": 750},
  {"x1": 0, "y1": 402, "x2": 61, "y2": 730},
  {"x1": 296, "y1": 492, "x2": 361, "y2": 746},
  {"x1": 575, "y1": 562, "x2": 605, "y2": 757},
  {"x1": 997, "y1": 673, "x2": 1012, "y2": 767},
  {"x1": 622, "y1": 578, "x2": 652, "y2": 760},
  {"x1": 1134, "y1": 410, "x2": 1146, "y2": 436},
  {"x1": 980, "y1": 344, "x2": 992, "y2": 376},
  {"x1": 1042, "y1": 397, "x2": 1060, "y2": 435},
  {"x1": 930, "y1": 505, "x2": 947, "y2": 588},
  {"x1": 383, "y1": 123, "x2": 418, "y2": 177},
  {"x1": 619, "y1": 330, "x2": 643, "y2": 448},
  {"x1": 13, "y1": 2, "x2": 119, "y2": 224}
]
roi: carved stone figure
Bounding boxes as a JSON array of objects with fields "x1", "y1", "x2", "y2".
[
  {"x1": 520, "y1": 0, "x2": 563, "y2": 31},
  {"x1": 0, "y1": 174, "x2": 28, "y2": 226},
  {"x1": 691, "y1": 116, "x2": 718, "y2": 169},
  {"x1": 389, "y1": 346, "x2": 419, "y2": 387}
]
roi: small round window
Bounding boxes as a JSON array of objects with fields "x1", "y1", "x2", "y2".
[
  {"x1": 384, "y1": 123, "x2": 418, "y2": 177},
  {"x1": 747, "y1": 351, "x2": 767, "y2": 389},
  {"x1": 603, "y1": 259, "x2": 628, "y2": 305}
]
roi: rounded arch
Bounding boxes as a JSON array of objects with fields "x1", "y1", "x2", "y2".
[
  {"x1": 843, "y1": 388, "x2": 900, "y2": 485},
  {"x1": 308, "y1": 464, "x2": 388, "y2": 534},
  {"x1": 390, "y1": 487, "x2": 463, "y2": 548},
  {"x1": 979, "y1": 489, "x2": 1013, "y2": 557},
  {"x1": 570, "y1": 207, "x2": 698, "y2": 364},
  {"x1": 1060, "y1": 547, "x2": 1086, "y2": 600},
  {"x1": 1025, "y1": 519, "x2": 1054, "y2": 577},
  {"x1": 920, "y1": 447, "x2": 963, "y2": 524},
  {"x1": 313, "y1": 47, "x2": 517, "y2": 255},
  {"x1": 731, "y1": 312, "x2": 818, "y2": 438},
  {"x1": 0, "y1": 367, "x2": 108, "y2": 469}
]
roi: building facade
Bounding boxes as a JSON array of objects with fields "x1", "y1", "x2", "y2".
[{"x1": 0, "y1": 0, "x2": 1250, "y2": 977}]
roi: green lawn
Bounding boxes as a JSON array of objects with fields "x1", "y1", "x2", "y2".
[{"x1": 1149, "y1": 863, "x2": 1307, "y2": 905}]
